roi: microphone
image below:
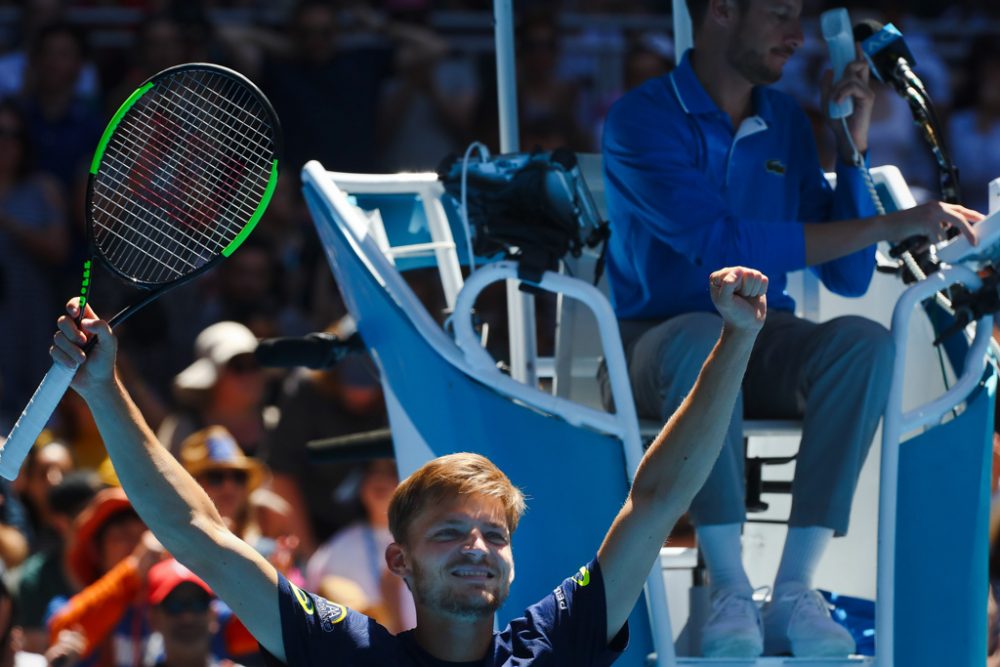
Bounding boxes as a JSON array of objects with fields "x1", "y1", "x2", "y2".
[
  {"x1": 254, "y1": 332, "x2": 364, "y2": 369},
  {"x1": 853, "y1": 20, "x2": 926, "y2": 98}
]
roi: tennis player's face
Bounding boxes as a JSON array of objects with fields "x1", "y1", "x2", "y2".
[{"x1": 397, "y1": 493, "x2": 514, "y2": 620}]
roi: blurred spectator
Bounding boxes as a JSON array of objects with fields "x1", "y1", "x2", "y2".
[
  {"x1": 179, "y1": 427, "x2": 265, "y2": 540},
  {"x1": 0, "y1": 575, "x2": 46, "y2": 667},
  {"x1": 262, "y1": 353, "x2": 387, "y2": 557},
  {"x1": 144, "y1": 560, "x2": 236, "y2": 667},
  {"x1": 0, "y1": 0, "x2": 100, "y2": 101},
  {"x1": 990, "y1": 492, "x2": 1000, "y2": 665},
  {"x1": 48, "y1": 488, "x2": 156, "y2": 667},
  {"x1": 157, "y1": 322, "x2": 266, "y2": 457},
  {"x1": 15, "y1": 21, "x2": 103, "y2": 195},
  {"x1": 305, "y1": 459, "x2": 414, "y2": 633},
  {"x1": 12, "y1": 471, "x2": 100, "y2": 654},
  {"x1": 195, "y1": 237, "x2": 311, "y2": 340},
  {"x1": 866, "y1": 83, "x2": 938, "y2": 197},
  {"x1": 50, "y1": 529, "x2": 259, "y2": 667},
  {"x1": 104, "y1": 13, "x2": 189, "y2": 117},
  {"x1": 178, "y1": 425, "x2": 297, "y2": 570},
  {"x1": 50, "y1": 392, "x2": 107, "y2": 474},
  {"x1": 249, "y1": 178, "x2": 331, "y2": 336},
  {"x1": 260, "y1": 0, "x2": 448, "y2": 175},
  {"x1": 0, "y1": 479, "x2": 29, "y2": 572},
  {"x1": 591, "y1": 34, "x2": 674, "y2": 148},
  {"x1": 948, "y1": 36, "x2": 1000, "y2": 214},
  {"x1": 14, "y1": 441, "x2": 73, "y2": 553},
  {"x1": 0, "y1": 99, "x2": 69, "y2": 428},
  {"x1": 377, "y1": 9, "x2": 475, "y2": 171},
  {"x1": 61, "y1": 488, "x2": 147, "y2": 590},
  {"x1": 516, "y1": 9, "x2": 590, "y2": 151}
]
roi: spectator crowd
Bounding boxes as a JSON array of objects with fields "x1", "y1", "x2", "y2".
[{"x1": 0, "y1": 0, "x2": 997, "y2": 665}]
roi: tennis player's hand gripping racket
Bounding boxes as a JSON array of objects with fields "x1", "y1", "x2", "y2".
[{"x1": 0, "y1": 63, "x2": 282, "y2": 479}]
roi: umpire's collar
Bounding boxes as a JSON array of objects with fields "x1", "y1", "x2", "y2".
[{"x1": 669, "y1": 49, "x2": 775, "y2": 125}]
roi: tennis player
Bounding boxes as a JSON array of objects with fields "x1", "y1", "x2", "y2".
[{"x1": 49, "y1": 265, "x2": 767, "y2": 666}]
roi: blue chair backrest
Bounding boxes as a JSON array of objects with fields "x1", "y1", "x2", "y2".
[{"x1": 349, "y1": 191, "x2": 472, "y2": 271}]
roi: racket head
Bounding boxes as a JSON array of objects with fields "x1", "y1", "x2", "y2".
[{"x1": 85, "y1": 63, "x2": 282, "y2": 290}]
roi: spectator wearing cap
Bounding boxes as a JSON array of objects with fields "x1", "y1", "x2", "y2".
[
  {"x1": 157, "y1": 322, "x2": 266, "y2": 458},
  {"x1": 47, "y1": 488, "x2": 160, "y2": 667},
  {"x1": 146, "y1": 559, "x2": 241, "y2": 667}
]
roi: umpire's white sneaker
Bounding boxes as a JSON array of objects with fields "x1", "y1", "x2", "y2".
[
  {"x1": 700, "y1": 588, "x2": 764, "y2": 658},
  {"x1": 763, "y1": 585, "x2": 855, "y2": 656}
]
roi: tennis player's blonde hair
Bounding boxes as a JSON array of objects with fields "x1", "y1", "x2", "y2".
[{"x1": 388, "y1": 453, "x2": 526, "y2": 544}]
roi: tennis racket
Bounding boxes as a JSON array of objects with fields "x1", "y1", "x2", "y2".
[{"x1": 0, "y1": 63, "x2": 282, "y2": 480}]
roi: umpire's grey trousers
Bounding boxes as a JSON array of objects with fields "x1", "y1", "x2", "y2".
[{"x1": 604, "y1": 310, "x2": 894, "y2": 536}]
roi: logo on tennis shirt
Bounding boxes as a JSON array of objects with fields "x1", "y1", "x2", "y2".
[
  {"x1": 572, "y1": 566, "x2": 591, "y2": 588},
  {"x1": 290, "y1": 583, "x2": 315, "y2": 615},
  {"x1": 316, "y1": 598, "x2": 348, "y2": 632},
  {"x1": 290, "y1": 582, "x2": 348, "y2": 631},
  {"x1": 765, "y1": 159, "x2": 786, "y2": 175}
]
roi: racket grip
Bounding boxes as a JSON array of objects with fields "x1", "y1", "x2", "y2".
[{"x1": 0, "y1": 362, "x2": 77, "y2": 480}]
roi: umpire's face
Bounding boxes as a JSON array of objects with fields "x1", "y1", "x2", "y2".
[
  {"x1": 387, "y1": 492, "x2": 515, "y2": 621},
  {"x1": 725, "y1": 0, "x2": 804, "y2": 85}
]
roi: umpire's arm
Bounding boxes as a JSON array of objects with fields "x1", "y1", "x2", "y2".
[
  {"x1": 596, "y1": 267, "x2": 767, "y2": 644},
  {"x1": 51, "y1": 299, "x2": 287, "y2": 663}
]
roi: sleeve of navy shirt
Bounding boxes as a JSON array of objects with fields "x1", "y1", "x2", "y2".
[
  {"x1": 500, "y1": 558, "x2": 628, "y2": 665},
  {"x1": 261, "y1": 573, "x2": 399, "y2": 666}
]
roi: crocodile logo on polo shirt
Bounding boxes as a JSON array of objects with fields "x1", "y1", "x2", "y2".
[
  {"x1": 572, "y1": 566, "x2": 591, "y2": 588},
  {"x1": 765, "y1": 159, "x2": 786, "y2": 175}
]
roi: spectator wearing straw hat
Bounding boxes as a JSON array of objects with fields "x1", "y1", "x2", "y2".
[
  {"x1": 179, "y1": 427, "x2": 266, "y2": 543},
  {"x1": 179, "y1": 427, "x2": 298, "y2": 582},
  {"x1": 157, "y1": 323, "x2": 266, "y2": 458}
]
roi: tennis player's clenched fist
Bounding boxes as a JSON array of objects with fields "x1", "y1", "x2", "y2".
[
  {"x1": 708, "y1": 267, "x2": 768, "y2": 334},
  {"x1": 51, "y1": 298, "x2": 117, "y2": 392}
]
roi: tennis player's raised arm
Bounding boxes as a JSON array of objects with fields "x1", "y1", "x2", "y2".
[
  {"x1": 50, "y1": 299, "x2": 287, "y2": 663},
  {"x1": 596, "y1": 266, "x2": 767, "y2": 644}
]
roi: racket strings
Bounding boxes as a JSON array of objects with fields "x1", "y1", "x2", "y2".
[
  {"x1": 101, "y1": 81, "x2": 267, "y2": 262},
  {"x1": 101, "y1": 114, "x2": 256, "y2": 259},
  {"x1": 90, "y1": 69, "x2": 276, "y2": 285},
  {"x1": 95, "y1": 114, "x2": 269, "y2": 281}
]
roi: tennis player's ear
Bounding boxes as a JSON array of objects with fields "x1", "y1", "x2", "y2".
[{"x1": 385, "y1": 543, "x2": 410, "y2": 579}]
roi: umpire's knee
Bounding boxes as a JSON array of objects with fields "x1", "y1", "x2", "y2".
[{"x1": 827, "y1": 315, "x2": 895, "y2": 378}]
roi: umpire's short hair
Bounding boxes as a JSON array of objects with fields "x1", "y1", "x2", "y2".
[{"x1": 686, "y1": 0, "x2": 750, "y2": 34}]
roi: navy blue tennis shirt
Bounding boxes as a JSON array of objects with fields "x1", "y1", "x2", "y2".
[
  {"x1": 602, "y1": 51, "x2": 878, "y2": 320},
  {"x1": 262, "y1": 557, "x2": 628, "y2": 666}
]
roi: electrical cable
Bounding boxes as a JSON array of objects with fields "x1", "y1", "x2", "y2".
[{"x1": 460, "y1": 141, "x2": 491, "y2": 274}]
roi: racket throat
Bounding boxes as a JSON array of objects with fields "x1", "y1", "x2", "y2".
[{"x1": 76, "y1": 259, "x2": 94, "y2": 325}]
